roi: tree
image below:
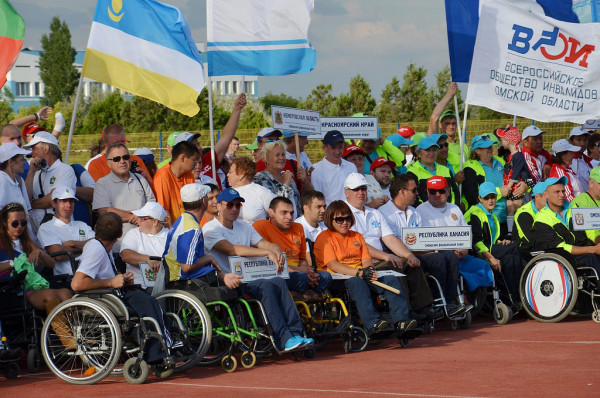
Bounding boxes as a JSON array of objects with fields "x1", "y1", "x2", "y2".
[
  {"x1": 81, "y1": 92, "x2": 125, "y2": 134},
  {"x1": 0, "y1": 88, "x2": 15, "y2": 126},
  {"x1": 259, "y1": 92, "x2": 301, "y2": 115},
  {"x1": 39, "y1": 17, "x2": 79, "y2": 107},
  {"x1": 375, "y1": 77, "x2": 402, "y2": 123},
  {"x1": 346, "y1": 75, "x2": 376, "y2": 115},
  {"x1": 302, "y1": 84, "x2": 336, "y2": 115},
  {"x1": 398, "y1": 63, "x2": 431, "y2": 122}
]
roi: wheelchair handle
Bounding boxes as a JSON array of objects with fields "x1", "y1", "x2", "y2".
[{"x1": 48, "y1": 249, "x2": 82, "y2": 275}]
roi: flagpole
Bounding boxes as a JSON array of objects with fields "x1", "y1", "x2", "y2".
[
  {"x1": 207, "y1": 75, "x2": 217, "y2": 181},
  {"x1": 64, "y1": 75, "x2": 83, "y2": 164},
  {"x1": 453, "y1": 96, "x2": 464, "y2": 170},
  {"x1": 512, "y1": 114, "x2": 517, "y2": 127}
]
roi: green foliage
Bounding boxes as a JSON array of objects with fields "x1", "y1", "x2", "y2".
[
  {"x1": 0, "y1": 88, "x2": 16, "y2": 126},
  {"x1": 259, "y1": 92, "x2": 300, "y2": 115},
  {"x1": 375, "y1": 77, "x2": 402, "y2": 123},
  {"x1": 39, "y1": 17, "x2": 79, "y2": 107},
  {"x1": 80, "y1": 92, "x2": 125, "y2": 134},
  {"x1": 302, "y1": 84, "x2": 336, "y2": 115},
  {"x1": 397, "y1": 62, "x2": 431, "y2": 121},
  {"x1": 346, "y1": 75, "x2": 376, "y2": 115}
]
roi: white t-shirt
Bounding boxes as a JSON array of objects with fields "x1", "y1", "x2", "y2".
[
  {"x1": 31, "y1": 159, "x2": 77, "y2": 228},
  {"x1": 77, "y1": 239, "x2": 116, "y2": 281},
  {"x1": 37, "y1": 217, "x2": 95, "y2": 275},
  {"x1": 203, "y1": 218, "x2": 263, "y2": 273},
  {"x1": 235, "y1": 183, "x2": 275, "y2": 224},
  {"x1": 416, "y1": 201, "x2": 467, "y2": 227},
  {"x1": 311, "y1": 158, "x2": 357, "y2": 205},
  {"x1": 286, "y1": 151, "x2": 313, "y2": 171},
  {"x1": 0, "y1": 171, "x2": 31, "y2": 212},
  {"x1": 120, "y1": 227, "x2": 168, "y2": 285},
  {"x1": 378, "y1": 201, "x2": 421, "y2": 238},
  {"x1": 346, "y1": 201, "x2": 394, "y2": 251},
  {"x1": 295, "y1": 215, "x2": 326, "y2": 253}
]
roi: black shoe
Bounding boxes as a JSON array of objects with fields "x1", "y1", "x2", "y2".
[
  {"x1": 373, "y1": 319, "x2": 389, "y2": 333},
  {"x1": 396, "y1": 319, "x2": 418, "y2": 333},
  {"x1": 447, "y1": 303, "x2": 466, "y2": 317},
  {"x1": 409, "y1": 310, "x2": 427, "y2": 322}
]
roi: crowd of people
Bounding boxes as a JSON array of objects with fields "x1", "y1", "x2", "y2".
[{"x1": 2, "y1": 85, "x2": 600, "y2": 362}]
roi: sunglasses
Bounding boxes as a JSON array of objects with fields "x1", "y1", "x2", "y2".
[
  {"x1": 225, "y1": 202, "x2": 243, "y2": 209},
  {"x1": 333, "y1": 216, "x2": 352, "y2": 224},
  {"x1": 428, "y1": 188, "x2": 446, "y2": 196},
  {"x1": 473, "y1": 135, "x2": 490, "y2": 144},
  {"x1": 107, "y1": 154, "x2": 131, "y2": 162},
  {"x1": 266, "y1": 138, "x2": 280, "y2": 143},
  {"x1": 350, "y1": 186, "x2": 367, "y2": 192},
  {"x1": 11, "y1": 219, "x2": 27, "y2": 228}
]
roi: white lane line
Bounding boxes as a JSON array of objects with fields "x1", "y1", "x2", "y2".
[{"x1": 477, "y1": 339, "x2": 600, "y2": 344}]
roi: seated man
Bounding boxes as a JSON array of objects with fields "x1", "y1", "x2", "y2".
[
  {"x1": 571, "y1": 166, "x2": 600, "y2": 244},
  {"x1": 532, "y1": 176, "x2": 600, "y2": 274},
  {"x1": 71, "y1": 212, "x2": 173, "y2": 366},
  {"x1": 513, "y1": 182, "x2": 548, "y2": 259},
  {"x1": 295, "y1": 190, "x2": 327, "y2": 261},
  {"x1": 253, "y1": 197, "x2": 332, "y2": 299},
  {"x1": 203, "y1": 188, "x2": 313, "y2": 351}
]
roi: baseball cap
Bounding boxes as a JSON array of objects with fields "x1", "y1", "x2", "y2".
[
  {"x1": 397, "y1": 126, "x2": 415, "y2": 138},
  {"x1": 132, "y1": 202, "x2": 167, "y2": 221},
  {"x1": 385, "y1": 134, "x2": 414, "y2": 147},
  {"x1": 439, "y1": 110, "x2": 456, "y2": 122},
  {"x1": 522, "y1": 125, "x2": 546, "y2": 140},
  {"x1": 23, "y1": 131, "x2": 59, "y2": 148},
  {"x1": 217, "y1": 187, "x2": 246, "y2": 203},
  {"x1": 174, "y1": 132, "x2": 201, "y2": 145},
  {"x1": 582, "y1": 119, "x2": 600, "y2": 130},
  {"x1": 410, "y1": 132, "x2": 427, "y2": 147},
  {"x1": 257, "y1": 128, "x2": 282, "y2": 139},
  {"x1": 133, "y1": 147, "x2": 155, "y2": 165},
  {"x1": 180, "y1": 183, "x2": 211, "y2": 203},
  {"x1": 0, "y1": 142, "x2": 30, "y2": 163},
  {"x1": 417, "y1": 135, "x2": 440, "y2": 150},
  {"x1": 21, "y1": 122, "x2": 45, "y2": 137},
  {"x1": 370, "y1": 157, "x2": 396, "y2": 171},
  {"x1": 426, "y1": 176, "x2": 448, "y2": 190},
  {"x1": 282, "y1": 130, "x2": 310, "y2": 138},
  {"x1": 342, "y1": 145, "x2": 365, "y2": 159},
  {"x1": 478, "y1": 182, "x2": 497, "y2": 198},
  {"x1": 471, "y1": 134, "x2": 495, "y2": 150},
  {"x1": 323, "y1": 130, "x2": 345, "y2": 146},
  {"x1": 544, "y1": 176, "x2": 568, "y2": 189},
  {"x1": 569, "y1": 126, "x2": 590, "y2": 139},
  {"x1": 532, "y1": 181, "x2": 548, "y2": 196},
  {"x1": 496, "y1": 126, "x2": 521, "y2": 144},
  {"x1": 590, "y1": 167, "x2": 600, "y2": 183},
  {"x1": 246, "y1": 141, "x2": 259, "y2": 151},
  {"x1": 344, "y1": 172, "x2": 368, "y2": 190},
  {"x1": 51, "y1": 186, "x2": 78, "y2": 201},
  {"x1": 552, "y1": 139, "x2": 580, "y2": 155},
  {"x1": 486, "y1": 133, "x2": 499, "y2": 144},
  {"x1": 430, "y1": 133, "x2": 449, "y2": 143},
  {"x1": 167, "y1": 132, "x2": 179, "y2": 147}
]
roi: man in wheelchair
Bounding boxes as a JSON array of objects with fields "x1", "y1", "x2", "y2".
[{"x1": 71, "y1": 212, "x2": 174, "y2": 367}]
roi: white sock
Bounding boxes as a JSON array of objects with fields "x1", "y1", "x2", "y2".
[{"x1": 54, "y1": 112, "x2": 65, "y2": 133}]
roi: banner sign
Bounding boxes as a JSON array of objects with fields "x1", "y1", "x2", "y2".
[
  {"x1": 572, "y1": 208, "x2": 600, "y2": 231},
  {"x1": 331, "y1": 270, "x2": 405, "y2": 280},
  {"x1": 229, "y1": 254, "x2": 290, "y2": 283},
  {"x1": 309, "y1": 116, "x2": 379, "y2": 141},
  {"x1": 401, "y1": 226, "x2": 472, "y2": 251},
  {"x1": 271, "y1": 106, "x2": 320, "y2": 134},
  {"x1": 466, "y1": 0, "x2": 600, "y2": 123}
]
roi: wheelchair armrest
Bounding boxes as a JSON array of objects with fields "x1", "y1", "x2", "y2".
[
  {"x1": 530, "y1": 251, "x2": 545, "y2": 257},
  {"x1": 0, "y1": 269, "x2": 27, "y2": 290},
  {"x1": 74, "y1": 288, "x2": 115, "y2": 296},
  {"x1": 48, "y1": 249, "x2": 82, "y2": 275}
]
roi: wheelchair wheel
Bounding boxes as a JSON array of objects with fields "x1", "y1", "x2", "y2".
[
  {"x1": 343, "y1": 326, "x2": 368, "y2": 353},
  {"x1": 27, "y1": 347, "x2": 40, "y2": 373},
  {"x1": 459, "y1": 311, "x2": 472, "y2": 329},
  {"x1": 494, "y1": 303, "x2": 513, "y2": 325},
  {"x1": 593, "y1": 310, "x2": 600, "y2": 324},
  {"x1": 520, "y1": 253, "x2": 578, "y2": 323},
  {"x1": 240, "y1": 351, "x2": 256, "y2": 368},
  {"x1": 41, "y1": 298, "x2": 122, "y2": 385},
  {"x1": 123, "y1": 357, "x2": 149, "y2": 385},
  {"x1": 221, "y1": 355, "x2": 237, "y2": 372},
  {"x1": 2, "y1": 362, "x2": 19, "y2": 380},
  {"x1": 236, "y1": 300, "x2": 274, "y2": 359},
  {"x1": 155, "y1": 290, "x2": 212, "y2": 373}
]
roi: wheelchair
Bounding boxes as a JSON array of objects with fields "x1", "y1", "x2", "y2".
[
  {"x1": 40, "y1": 287, "x2": 211, "y2": 385},
  {"x1": 425, "y1": 274, "x2": 473, "y2": 332},
  {"x1": 519, "y1": 252, "x2": 600, "y2": 323}
]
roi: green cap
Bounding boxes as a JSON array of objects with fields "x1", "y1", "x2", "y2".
[
  {"x1": 410, "y1": 132, "x2": 427, "y2": 147},
  {"x1": 246, "y1": 141, "x2": 259, "y2": 151},
  {"x1": 486, "y1": 133, "x2": 499, "y2": 144},
  {"x1": 590, "y1": 166, "x2": 600, "y2": 183},
  {"x1": 439, "y1": 109, "x2": 456, "y2": 122},
  {"x1": 167, "y1": 132, "x2": 179, "y2": 147}
]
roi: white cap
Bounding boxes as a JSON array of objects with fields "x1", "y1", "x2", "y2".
[
  {"x1": 521, "y1": 125, "x2": 546, "y2": 140},
  {"x1": 0, "y1": 143, "x2": 30, "y2": 163},
  {"x1": 257, "y1": 127, "x2": 282, "y2": 138},
  {"x1": 180, "y1": 183, "x2": 211, "y2": 203},
  {"x1": 174, "y1": 132, "x2": 201, "y2": 145},
  {"x1": 552, "y1": 139, "x2": 580, "y2": 155},
  {"x1": 23, "y1": 131, "x2": 59, "y2": 148},
  {"x1": 51, "y1": 185, "x2": 78, "y2": 201},
  {"x1": 131, "y1": 202, "x2": 167, "y2": 221},
  {"x1": 569, "y1": 126, "x2": 590, "y2": 138},
  {"x1": 582, "y1": 119, "x2": 600, "y2": 130},
  {"x1": 344, "y1": 172, "x2": 368, "y2": 190},
  {"x1": 133, "y1": 147, "x2": 153, "y2": 156}
]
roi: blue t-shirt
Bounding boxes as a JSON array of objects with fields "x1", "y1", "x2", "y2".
[{"x1": 481, "y1": 159, "x2": 507, "y2": 223}]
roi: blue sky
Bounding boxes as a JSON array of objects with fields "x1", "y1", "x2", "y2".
[{"x1": 13, "y1": 0, "x2": 450, "y2": 100}]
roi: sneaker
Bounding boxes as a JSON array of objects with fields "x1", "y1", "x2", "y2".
[
  {"x1": 283, "y1": 336, "x2": 304, "y2": 352},
  {"x1": 447, "y1": 303, "x2": 466, "y2": 317},
  {"x1": 396, "y1": 319, "x2": 418, "y2": 333},
  {"x1": 300, "y1": 337, "x2": 314, "y2": 347},
  {"x1": 373, "y1": 319, "x2": 389, "y2": 333}
]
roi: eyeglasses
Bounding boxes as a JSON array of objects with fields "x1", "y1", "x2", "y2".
[
  {"x1": 10, "y1": 219, "x2": 27, "y2": 228},
  {"x1": 403, "y1": 187, "x2": 418, "y2": 194},
  {"x1": 266, "y1": 138, "x2": 280, "y2": 143},
  {"x1": 473, "y1": 135, "x2": 490, "y2": 144},
  {"x1": 225, "y1": 202, "x2": 243, "y2": 209},
  {"x1": 428, "y1": 189, "x2": 446, "y2": 196},
  {"x1": 333, "y1": 216, "x2": 352, "y2": 224},
  {"x1": 350, "y1": 186, "x2": 367, "y2": 192},
  {"x1": 107, "y1": 154, "x2": 131, "y2": 162}
]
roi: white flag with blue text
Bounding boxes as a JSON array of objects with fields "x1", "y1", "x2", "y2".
[{"x1": 206, "y1": 0, "x2": 316, "y2": 76}]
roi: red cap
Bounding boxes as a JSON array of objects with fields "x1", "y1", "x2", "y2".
[
  {"x1": 426, "y1": 176, "x2": 448, "y2": 190},
  {"x1": 22, "y1": 122, "x2": 45, "y2": 137},
  {"x1": 369, "y1": 156, "x2": 396, "y2": 171},
  {"x1": 496, "y1": 126, "x2": 521, "y2": 144},
  {"x1": 342, "y1": 145, "x2": 365, "y2": 158},
  {"x1": 397, "y1": 126, "x2": 415, "y2": 138}
]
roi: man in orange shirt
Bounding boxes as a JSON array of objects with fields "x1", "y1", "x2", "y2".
[
  {"x1": 87, "y1": 124, "x2": 151, "y2": 183},
  {"x1": 152, "y1": 141, "x2": 198, "y2": 224},
  {"x1": 253, "y1": 197, "x2": 332, "y2": 295}
]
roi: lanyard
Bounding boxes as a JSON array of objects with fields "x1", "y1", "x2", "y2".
[{"x1": 95, "y1": 238, "x2": 119, "y2": 277}]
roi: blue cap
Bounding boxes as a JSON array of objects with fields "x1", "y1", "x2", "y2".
[
  {"x1": 386, "y1": 134, "x2": 414, "y2": 147},
  {"x1": 471, "y1": 134, "x2": 496, "y2": 150},
  {"x1": 282, "y1": 130, "x2": 311, "y2": 138},
  {"x1": 417, "y1": 135, "x2": 440, "y2": 150},
  {"x1": 217, "y1": 188, "x2": 246, "y2": 203},
  {"x1": 544, "y1": 176, "x2": 568, "y2": 189},
  {"x1": 323, "y1": 130, "x2": 345, "y2": 146},
  {"x1": 429, "y1": 133, "x2": 449, "y2": 143},
  {"x1": 532, "y1": 182, "x2": 547, "y2": 196},
  {"x1": 478, "y1": 182, "x2": 497, "y2": 198}
]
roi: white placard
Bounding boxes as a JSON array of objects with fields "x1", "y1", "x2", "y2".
[
  {"x1": 402, "y1": 226, "x2": 472, "y2": 251},
  {"x1": 309, "y1": 116, "x2": 379, "y2": 140},
  {"x1": 571, "y1": 208, "x2": 600, "y2": 231},
  {"x1": 271, "y1": 106, "x2": 321, "y2": 134},
  {"x1": 331, "y1": 269, "x2": 405, "y2": 280},
  {"x1": 140, "y1": 262, "x2": 157, "y2": 289},
  {"x1": 229, "y1": 254, "x2": 290, "y2": 283}
]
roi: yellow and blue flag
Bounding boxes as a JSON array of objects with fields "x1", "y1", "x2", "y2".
[{"x1": 82, "y1": 0, "x2": 205, "y2": 117}]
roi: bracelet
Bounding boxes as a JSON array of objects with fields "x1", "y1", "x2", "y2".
[
  {"x1": 149, "y1": 256, "x2": 162, "y2": 261},
  {"x1": 34, "y1": 112, "x2": 39, "y2": 121}
]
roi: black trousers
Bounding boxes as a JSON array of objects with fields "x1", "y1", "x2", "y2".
[
  {"x1": 491, "y1": 242, "x2": 525, "y2": 300},
  {"x1": 167, "y1": 271, "x2": 240, "y2": 303},
  {"x1": 373, "y1": 262, "x2": 434, "y2": 311}
]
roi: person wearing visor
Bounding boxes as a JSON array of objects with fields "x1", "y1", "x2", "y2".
[{"x1": 549, "y1": 138, "x2": 583, "y2": 202}]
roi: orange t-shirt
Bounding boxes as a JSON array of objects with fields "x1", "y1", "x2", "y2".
[
  {"x1": 152, "y1": 163, "x2": 195, "y2": 224},
  {"x1": 253, "y1": 220, "x2": 306, "y2": 267},
  {"x1": 88, "y1": 154, "x2": 151, "y2": 182},
  {"x1": 313, "y1": 229, "x2": 370, "y2": 272}
]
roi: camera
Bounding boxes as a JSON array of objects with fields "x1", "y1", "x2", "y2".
[{"x1": 130, "y1": 160, "x2": 139, "y2": 172}]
